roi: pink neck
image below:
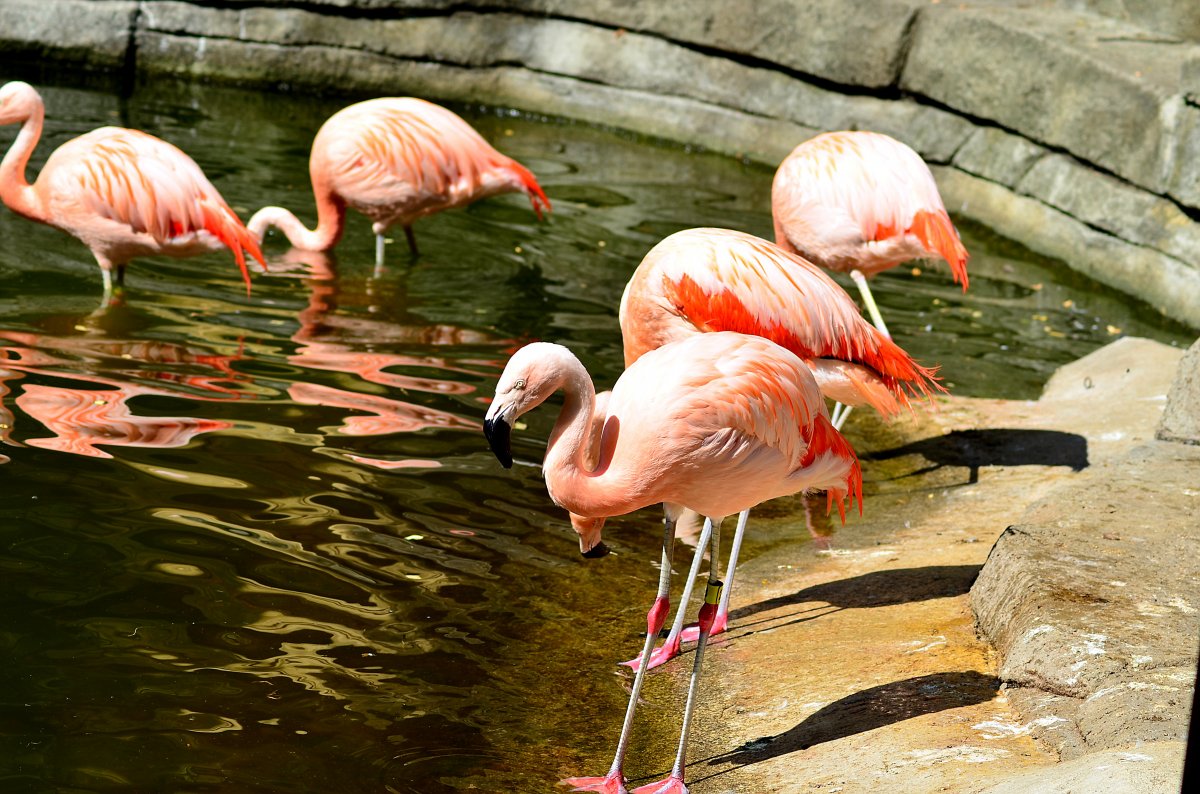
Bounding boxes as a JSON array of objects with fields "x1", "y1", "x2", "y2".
[
  {"x1": 0, "y1": 101, "x2": 45, "y2": 221},
  {"x1": 249, "y1": 182, "x2": 345, "y2": 251}
]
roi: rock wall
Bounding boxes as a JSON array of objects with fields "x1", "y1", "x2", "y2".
[{"x1": 3, "y1": 0, "x2": 1200, "y2": 328}]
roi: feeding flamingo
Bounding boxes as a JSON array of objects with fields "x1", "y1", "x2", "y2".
[
  {"x1": 0, "y1": 81, "x2": 264, "y2": 307},
  {"x1": 248, "y1": 97, "x2": 551, "y2": 265},
  {"x1": 483, "y1": 331, "x2": 861, "y2": 794},
  {"x1": 589, "y1": 227, "x2": 942, "y2": 671},
  {"x1": 771, "y1": 130, "x2": 969, "y2": 338}
]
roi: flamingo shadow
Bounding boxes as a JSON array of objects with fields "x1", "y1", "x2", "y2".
[
  {"x1": 705, "y1": 670, "x2": 999, "y2": 768},
  {"x1": 728, "y1": 565, "x2": 981, "y2": 635},
  {"x1": 862, "y1": 428, "x2": 1089, "y2": 484}
]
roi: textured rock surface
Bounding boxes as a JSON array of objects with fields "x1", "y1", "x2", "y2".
[
  {"x1": 1158, "y1": 338, "x2": 1200, "y2": 444},
  {"x1": 3, "y1": 0, "x2": 1200, "y2": 327}
]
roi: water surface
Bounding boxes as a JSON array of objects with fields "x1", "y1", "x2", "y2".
[{"x1": 0, "y1": 78, "x2": 1190, "y2": 792}]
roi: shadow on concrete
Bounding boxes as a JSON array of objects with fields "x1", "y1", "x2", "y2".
[
  {"x1": 863, "y1": 428, "x2": 1089, "y2": 484},
  {"x1": 704, "y1": 671, "x2": 999, "y2": 768},
  {"x1": 728, "y1": 565, "x2": 982, "y2": 635}
]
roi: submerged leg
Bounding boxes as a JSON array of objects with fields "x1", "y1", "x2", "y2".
[
  {"x1": 850, "y1": 269, "x2": 890, "y2": 339},
  {"x1": 831, "y1": 402, "x2": 853, "y2": 431},
  {"x1": 622, "y1": 518, "x2": 714, "y2": 671},
  {"x1": 562, "y1": 513, "x2": 681, "y2": 794},
  {"x1": 374, "y1": 233, "x2": 388, "y2": 275},
  {"x1": 633, "y1": 517, "x2": 725, "y2": 794}
]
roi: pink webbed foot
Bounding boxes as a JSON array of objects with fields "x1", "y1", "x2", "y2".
[
  {"x1": 678, "y1": 611, "x2": 728, "y2": 644},
  {"x1": 620, "y1": 634, "x2": 682, "y2": 671},
  {"x1": 560, "y1": 772, "x2": 630, "y2": 793},
  {"x1": 631, "y1": 775, "x2": 688, "y2": 794}
]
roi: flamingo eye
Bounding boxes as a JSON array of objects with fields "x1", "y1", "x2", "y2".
[{"x1": 514, "y1": 379, "x2": 526, "y2": 390}]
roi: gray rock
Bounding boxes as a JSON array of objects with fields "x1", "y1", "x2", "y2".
[
  {"x1": 1157, "y1": 338, "x2": 1200, "y2": 445},
  {"x1": 971, "y1": 442, "x2": 1200, "y2": 756},
  {"x1": 953, "y1": 126, "x2": 1047, "y2": 188},
  {"x1": 1018, "y1": 153, "x2": 1200, "y2": 266},
  {"x1": 902, "y1": 4, "x2": 1197, "y2": 197},
  {"x1": 0, "y1": 0, "x2": 136, "y2": 69},
  {"x1": 976, "y1": 741, "x2": 1187, "y2": 794}
]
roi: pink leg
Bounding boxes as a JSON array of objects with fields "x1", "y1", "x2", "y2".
[
  {"x1": 679, "y1": 508, "x2": 747, "y2": 643},
  {"x1": 622, "y1": 518, "x2": 713, "y2": 671},
  {"x1": 633, "y1": 517, "x2": 724, "y2": 794},
  {"x1": 562, "y1": 514, "x2": 681, "y2": 793}
]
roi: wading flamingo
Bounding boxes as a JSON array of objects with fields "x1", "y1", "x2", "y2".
[
  {"x1": 483, "y1": 331, "x2": 861, "y2": 794},
  {"x1": 0, "y1": 81, "x2": 264, "y2": 307},
  {"x1": 248, "y1": 97, "x2": 551, "y2": 265},
  {"x1": 590, "y1": 226, "x2": 942, "y2": 671},
  {"x1": 772, "y1": 130, "x2": 969, "y2": 338}
]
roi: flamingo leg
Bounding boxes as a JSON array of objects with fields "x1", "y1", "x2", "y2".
[
  {"x1": 678, "y1": 509, "x2": 746, "y2": 644},
  {"x1": 375, "y1": 233, "x2": 387, "y2": 272},
  {"x1": 622, "y1": 518, "x2": 713, "y2": 671},
  {"x1": 850, "y1": 269, "x2": 890, "y2": 339},
  {"x1": 562, "y1": 513, "x2": 681, "y2": 794},
  {"x1": 633, "y1": 517, "x2": 725, "y2": 794},
  {"x1": 831, "y1": 402, "x2": 853, "y2": 431},
  {"x1": 403, "y1": 224, "x2": 418, "y2": 256}
]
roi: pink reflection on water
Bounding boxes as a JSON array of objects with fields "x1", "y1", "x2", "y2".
[
  {"x1": 1, "y1": 331, "x2": 246, "y2": 459},
  {"x1": 275, "y1": 249, "x2": 500, "y2": 440},
  {"x1": 16, "y1": 382, "x2": 231, "y2": 458}
]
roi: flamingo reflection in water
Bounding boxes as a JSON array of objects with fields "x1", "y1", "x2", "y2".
[
  {"x1": 0, "y1": 331, "x2": 249, "y2": 458},
  {"x1": 269, "y1": 248, "x2": 506, "y2": 468}
]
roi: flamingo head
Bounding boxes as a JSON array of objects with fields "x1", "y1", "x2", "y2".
[
  {"x1": 569, "y1": 513, "x2": 610, "y2": 558},
  {"x1": 483, "y1": 342, "x2": 578, "y2": 469},
  {"x1": 0, "y1": 81, "x2": 42, "y2": 126}
]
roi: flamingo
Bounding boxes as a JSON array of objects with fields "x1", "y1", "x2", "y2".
[
  {"x1": 588, "y1": 227, "x2": 942, "y2": 671},
  {"x1": 771, "y1": 130, "x2": 969, "y2": 339},
  {"x1": 0, "y1": 81, "x2": 264, "y2": 307},
  {"x1": 483, "y1": 331, "x2": 861, "y2": 794},
  {"x1": 247, "y1": 97, "x2": 551, "y2": 265}
]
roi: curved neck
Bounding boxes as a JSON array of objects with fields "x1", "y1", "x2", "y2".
[
  {"x1": 248, "y1": 185, "x2": 345, "y2": 251},
  {"x1": 0, "y1": 100, "x2": 45, "y2": 220},
  {"x1": 543, "y1": 363, "x2": 638, "y2": 518}
]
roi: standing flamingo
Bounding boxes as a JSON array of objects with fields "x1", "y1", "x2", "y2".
[
  {"x1": 0, "y1": 81, "x2": 264, "y2": 306},
  {"x1": 590, "y1": 227, "x2": 942, "y2": 671},
  {"x1": 248, "y1": 97, "x2": 551, "y2": 265},
  {"x1": 771, "y1": 130, "x2": 969, "y2": 338},
  {"x1": 483, "y1": 331, "x2": 861, "y2": 794}
]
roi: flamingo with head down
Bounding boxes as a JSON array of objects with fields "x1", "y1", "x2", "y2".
[
  {"x1": 772, "y1": 130, "x2": 969, "y2": 338},
  {"x1": 248, "y1": 97, "x2": 551, "y2": 265},
  {"x1": 483, "y1": 331, "x2": 861, "y2": 794},
  {"x1": 0, "y1": 81, "x2": 264, "y2": 307}
]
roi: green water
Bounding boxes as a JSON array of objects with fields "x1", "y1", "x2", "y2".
[{"x1": 0, "y1": 78, "x2": 1190, "y2": 792}]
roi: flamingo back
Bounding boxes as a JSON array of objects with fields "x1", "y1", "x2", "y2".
[
  {"x1": 620, "y1": 228, "x2": 941, "y2": 406},
  {"x1": 41, "y1": 128, "x2": 262, "y2": 288},
  {"x1": 314, "y1": 98, "x2": 548, "y2": 224},
  {"x1": 772, "y1": 131, "x2": 968, "y2": 286},
  {"x1": 601, "y1": 332, "x2": 860, "y2": 520}
]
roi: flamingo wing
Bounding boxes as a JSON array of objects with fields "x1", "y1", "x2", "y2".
[
  {"x1": 43, "y1": 128, "x2": 262, "y2": 286},
  {"x1": 625, "y1": 228, "x2": 941, "y2": 402},
  {"x1": 605, "y1": 333, "x2": 861, "y2": 516}
]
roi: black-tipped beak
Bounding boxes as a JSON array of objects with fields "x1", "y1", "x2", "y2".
[
  {"x1": 483, "y1": 416, "x2": 513, "y2": 469},
  {"x1": 581, "y1": 541, "x2": 610, "y2": 559}
]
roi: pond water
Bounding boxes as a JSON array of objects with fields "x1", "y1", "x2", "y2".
[{"x1": 0, "y1": 78, "x2": 1190, "y2": 792}]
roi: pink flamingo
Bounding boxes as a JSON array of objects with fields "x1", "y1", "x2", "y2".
[
  {"x1": 594, "y1": 227, "x2": 942, "y2": 671},
  {"x1": 0, "y1": 81, "x2": 264, "y2": 307},
  {"x1": 248, "y1": 97, "x2": 551, "y2": 265},
  {"x1": 483, "y1": 331, "x2": 861, "y2": 794},
  {"x1": 772, "y1": 130, "x2": 969, "y2": 338}
]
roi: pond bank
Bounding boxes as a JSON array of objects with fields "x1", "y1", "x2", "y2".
[
  {"x1": 3, "y1": 1, "x2": 1200, "y2": 329},
  {"x1": 652, "y1": 336, "x2": 1195, "y2": 792}
]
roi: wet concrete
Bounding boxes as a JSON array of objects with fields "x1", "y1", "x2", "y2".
[{"x1": 630, "y1": 337, "x2": 1194, "y2": 792}]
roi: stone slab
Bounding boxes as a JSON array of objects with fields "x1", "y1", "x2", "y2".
[
  {"x1": 0, "y1": 0, "x2": 136, "y2": 70},
  {"x1": 1158, "y1": 338, "x2": 1200, "y2": 445}
]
